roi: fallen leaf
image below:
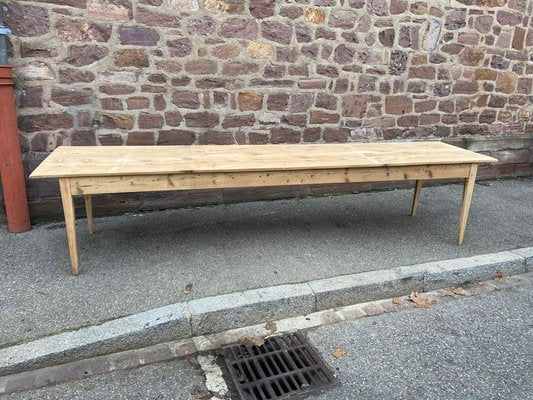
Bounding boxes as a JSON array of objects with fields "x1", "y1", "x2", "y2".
[
  {"x1": 212, "y1": 393, "x2": 230, "y2": 400},
  {"x1": 392, "y1": 297, "x2": 405, "y2": 305},
  {"x1": 493, "y1": 271, "x2": 504, "y2": 281},
  {"x1": 265, "y1": 321, "x2": 277, "y2": 333},
  {"x1": 409, "y1": 291, "x2": 436, "y2": 308},
  {"x1": 452, "y1": 287, "x2": 473, "y2": 297},
  {"x1": 331, "y1": 348, "x2": 347, "y2": 358},
  {"x1": 439, "y1": 289, "x2": 456, "y2": 297},
  {"x1": 193, "y1": 390, "x2": 213, "y2": 399},
  {"x1": 183, "y1": 283, "x2": 193, "y2": 295},
  {"x1": 213, "y1": 347, "x2": 227, "y2": 358},
  {"x1": 239, "y1": 335, "x2": 265, "y2": 347}
]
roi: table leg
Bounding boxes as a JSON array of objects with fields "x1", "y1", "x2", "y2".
[
  {"x1": 59, "y1": 178, "x2": 79, "y2": 275},
  {"x1": 84, "y1": 194, "x2": 93, "y2": 234},
  {"x1": 457, "y1": 164, "x2": 478, "y2": 245},
  {"x1": 411, "y1": 180, "x2": 422, "y2": 216}
]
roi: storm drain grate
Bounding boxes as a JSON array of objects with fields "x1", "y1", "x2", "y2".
[{"x1": 222, "y1": 332, "x2": 336, "y2": 400}]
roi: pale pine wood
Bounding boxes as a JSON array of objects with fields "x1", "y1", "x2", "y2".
[
  {"x1": 59, "y1": 178, "x2": 79, "y2": 275},
  {"x1": 411, "y1": 180, "x2": 422, "y2": 217},
  {"x1": 30, "y1": 143, "x2": 498, "y2": 274},
  {"x1": 84, "y1": 195, "x2": 93, "y2": 234},
  {"x1": 30, "y1": 142, "x2": 498, "y2": 179},
  {"x1": 69, "y1": 164, "x2": 472, "y2": 195},
  {"x1": 457, "y1": 164, "x2": 478, "y2": 245}
]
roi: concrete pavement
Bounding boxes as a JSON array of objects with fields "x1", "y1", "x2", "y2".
[{"x1": 1, "y1": 178, "x2": 532, "y2": 347}]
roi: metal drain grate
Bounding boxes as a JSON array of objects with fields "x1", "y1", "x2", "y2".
[{"x1": 222, "y1": 332, "x2": 336, "y2": 400}]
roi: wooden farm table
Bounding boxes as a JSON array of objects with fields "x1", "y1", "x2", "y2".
[{"x1": 30, "y1": 142, "x2": 497, "y2": 275}]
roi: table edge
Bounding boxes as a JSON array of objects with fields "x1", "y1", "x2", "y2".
[{"x1": 30, "y1": 159, "x2": 498, "y2": 179}]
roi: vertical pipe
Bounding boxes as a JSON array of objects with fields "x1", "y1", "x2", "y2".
[
  {"x1": 0, "y1": 6, "x2": 31, "y2": 232},
  {"x1": 0, "y1": 6, "x2": 8, "y2": 65}
]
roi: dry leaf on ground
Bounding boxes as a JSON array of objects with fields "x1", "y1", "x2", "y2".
[
  {"x1": 409, "y1": 291, "x2": 436, "y2": 308},
  {"x1": 239, "y1": 335, "x2": 265, "y2": 347},
  {"x1": 392, "y1": 297, "x2": 405, "y2": 305},
  {"x1": 439, "y1": 289, "x2": 456, "y2": 297},
  {"x1": 452, "y1": 287, "x2": 473, "y2": 297},
  {"x1": 493, "y1": 271, "x2": 504, "y2": 281},
  {"x1": 331, "y1": 348, "x2": 347, "y2": 358},
  {"x1": 193, "y1": 390, "x2": 213, "y2": 399},
  {"x1": 265, "y1": 321, "x2": 277, "y2": 333},
  {"x1": 183, "y1": 283, "x2": 193, "y2": 295}
]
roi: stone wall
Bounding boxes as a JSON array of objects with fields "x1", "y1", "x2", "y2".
[{"x1": 0, "y1": 0, "x2": 532, "y2": 223}]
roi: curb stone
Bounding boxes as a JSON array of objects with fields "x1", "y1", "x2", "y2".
[
  {"x1": 0, "y1": 248, "x2": 530, "y2": 377},
  {"x1": 0, "y1": 303, "x2": 190, "y2": 377},
  {"x1": 188, "y1": 283, "x2": 315, "y2": 335},
  {"x1": 309, "y1": 268, "x2": 424, "y2": 310},
  {"x1": 420, "y1": 251, "x2": 526, "y2": 291},
  {"x1": 511, "y1": 247, "x2": 533, "y2": 271}
]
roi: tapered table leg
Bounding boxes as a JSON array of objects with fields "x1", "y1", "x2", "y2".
[
  {"x1": 411, "y1": 180, "x2": 422, "y2": 216},
  {"x1": 59, "y1": 178, "x2": 79, "y2": 275},
  {"x1": 84, "y1": 194, "x2": 93, "y2": 234},
  {"x1": 457, "y1": 164, "x2": 478, "y2": 245}
]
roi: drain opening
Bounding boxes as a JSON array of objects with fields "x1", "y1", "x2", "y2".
[{"x1": 222, "y1": 332, "x2": 336, "y2": 400}]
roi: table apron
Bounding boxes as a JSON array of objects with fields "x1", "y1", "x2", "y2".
[{"x1": 68, "y1": 164, "x2": 473, "y2": 195}]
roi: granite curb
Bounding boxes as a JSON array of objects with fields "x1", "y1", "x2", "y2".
[{"x1": 0, "y1": 248, "x2": 528, "y2": 377}]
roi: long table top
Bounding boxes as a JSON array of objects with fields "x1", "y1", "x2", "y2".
[{"x1": 30, "y1": 142, "x2": 497, "y2": 179}]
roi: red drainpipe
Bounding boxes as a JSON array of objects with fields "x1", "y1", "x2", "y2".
[{"x1": 0, "y1": 65, "x2": 31, "y2": 232}]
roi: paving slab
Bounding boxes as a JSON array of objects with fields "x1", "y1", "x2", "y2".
[{"x1": 1, "y1": 178, "x2": 532, "y2": 347}]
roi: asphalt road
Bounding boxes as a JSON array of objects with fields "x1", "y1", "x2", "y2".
[
  {"x1": 2, "y1": 357, "x2": 206, "y2": 400},
  {"x1": 309, "y1": 278, "x2": 533, "y2": 399},
  {"x1": 5, "y1": 274, "x2": 532, "y2": 399},
  {"x1": 1, "y1": 178, "x2": 532, "y2": 346}
]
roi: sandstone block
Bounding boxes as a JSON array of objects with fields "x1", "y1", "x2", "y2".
[
  {"x1": 305, "y1": 8, "x2": 326, "y2": 24},
  {"x1": 138, "y1": 113, "x2": 164, "y2": 129},
  {"x1": 119, "y1": 27, "x2": 159, "y2": 46},
  {"x1": 88, "y1": 0, "x2": 132, "y2": 22},
  {"x1": 385, "y1": 96, "x2": 412, "y2": 115},
  {"x1": 249, "y1": 0, "x2": 275, "y2": 19},
  {"x1": 66, "y1": 45, "x2": 108, "y2": 66},
  {"x1": 220, "y1": 18, "x2": 258, "y2": 39},
  {"x1": 184, "y1": 112, "x2": 220, "y2": 128},
  {"x1": 261, "y1": 21, "x2": 292, "y2": 45},
  {"x1": 187, "y1": 17, "x2": 216, "y2": 36},
  {"x1": 15, "y1": 62, "x2": 54, "y2": 81},
  {"x1": 113, "y1": 49, "x2": 149, "y2": 68},
  {"x1": 238, "y1": 92, "x2": 263, "y2": 111},
  {"x1": 4, "y1": 3, "x2": 49, "y2": 37},
  {"x1": 246, "y1": 42, "x2": 274, "y2": 59},
  {"x1": 167, "y1": 39, "x2": 193, "y2": 57},
  {"x1": 309, "y1": 111, "x2": 340, "y2": 124},
  {"x1": 172, "y1": 91, "x2": 201, "y2": 109},
  {"x1": 51, "y1": 88, "x2": 93, "y2": 106}
]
